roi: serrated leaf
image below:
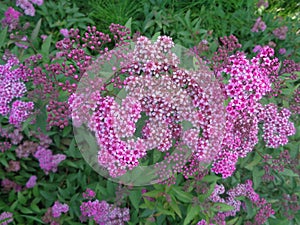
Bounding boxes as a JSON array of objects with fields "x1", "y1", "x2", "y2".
[
  {"x1": 30, "y1": 19, "x2": 42, "y2": 42},
  {"x1": 213, "y1": 202, "x2": 235, "y2": 212},
  {"x1": 129, "y1": 190, "x2": 142, "y2": 211},
  {"x1": 0, "y1": 26, "x2": 8, "y2": 48},
  {"x1": 280, "y1": 168, "x2": 299, "y2": 177},
  {"x1": 183, "y1": 205, "x2": 200, "y2": 225},
  {"x1": 171, "y1": 187, "x2": 193, "y2": 203},
  {"x1": 169, "y1": 199, "x2": 182, "y2": 218},
  {"x1": 41, "y1": 34, "x2": 52, "y2": 61}
]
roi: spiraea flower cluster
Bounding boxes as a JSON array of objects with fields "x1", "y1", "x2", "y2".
[
  {"x1": 42, "y1": 201, "x2": 69, "y2": 225},
  {"x1": 69, "y1": 35, "x2": 225, "y2": 181},
  {"x1": 209, "y1": 180, "x2": 274, "y2": 225},
  {"x1": 0, "y1": 212, "x2": 13, "y2": 225},
  {"x1": 16, "y1": 0, "x2": 43, "y2": 17},
  {"x1": 34, "y1": 146, "x2": 66, "y2": 174},
  {"x1": 251, "y1": 17, "x2": 267, "y2": 33},
  {"x1": 0, "y1": 56, "x2": 34, "y2": 127},
  {"x1": 259, "y1": 104, "x2": 295, "y2": 148},
  {"x1": 80, "y1": 189, "x2": 129, "y2": 225},
  {"x1": 211, "y1": 45, "x2": 295, "y2": 178},
  {"x1": 1, "y1": 7, "x2": 22, "y2": 31}
]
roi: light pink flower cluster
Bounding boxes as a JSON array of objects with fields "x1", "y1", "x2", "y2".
[
  {"x1": 42, "y1": 202, "x2": 69, "y2": 225},
  {"x1": 52, "y1": 201, "x2": 69, "y2": 218},
  {"x1": 1, "y1": 7, "x2": 22, "y2": 31},
  {"x1": 0, "y1": 56, "x2": 33, "y2": 127},
  {"x1": 25, "y1": 175, "x2": 37, "y2": 188},
  {"x1": 82, "y1": 188, "x2": 96, "y2": 200},
  {"x1": 211, "y1": 46, "x2": 285, "y2": 178},
  {"x1": 70, "y1": 35, "x2": 225, "y2": 180},
  {"x1": 33, "y1": 146, "x2": 66, "y2": 174},
  {"x1": 209, "y1": 180, "x2": 274, "y2": 225},
  {"x1": 259, "y1": 104, "x2": 295, "y2": 148},
  {"x1": 273, "y1": 26, "x2": 288, "y2": 40},
  {"x1": 251, "y1": 17, "x2": 267, "y2": 32},
  {"x1": 80, "y1": 199, "x2": 130, "y2": 225},
  {"x1": 16, "y1": 0, "x2": 43, "y2": 16},
  {"x1": 0, "y1": 212, "x2": 13, "y2": 225}
]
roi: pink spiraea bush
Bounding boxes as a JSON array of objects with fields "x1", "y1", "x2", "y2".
[{"x1": 0, "y1": 1, "x2": 300, "y2": 224}]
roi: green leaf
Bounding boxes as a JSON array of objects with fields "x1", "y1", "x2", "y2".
[
  {"x1": 169, "y1": 199, "x2": 182, "y2": 218},
  {"x1": 0, "y1": 26, "x2": 8, "y2": 49},
  {"x1": 30, "y1": 19, "x2": 42, "y2": 42},
  {"x1": 201, "y1": 175, "x2": 221, "y2": 183},
  {"x1": 151, "y1": 32, "x2": 161, "y2": 41},
  {"x1": 21, "y1": 215, "x2": 44, "y2": 223},
  {"x1": 125, "y1": 17, "x2": 132, "y2": 31},
  {"x1": 280, "y1": 168, "x2": 299, "y2": 177},
  {"x1": 129, "y1": 190, "x2": 142, "y2": 211},
  {"x1": 212, "y1": 202, "x2": 235, "y2": 212},
  {"x1": 41, "y1": 34, "x2": 52, "y2": 61},
  {"x1": 183, "y1": 204, "x2": 200, "y2": 225},
  {"x1": 171, "y1": 187, "x2": 193, "y2": 203}
]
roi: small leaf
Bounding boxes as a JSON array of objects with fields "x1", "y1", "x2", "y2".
[
  {"x1": 0, "y1": 26, "x2": 8, "y2": 48},
  {"x1": 212, "y1": 202, "x2": 235, "y2": 212},
  {"x1": 183, "y1": 205, "x2": 200, "y2": 225},
  {"x1": 280, "y1": 168, "x2": 299, "y2": 177},
  {"x1": 129, "y1": 190, "x2": 142, "y2": 211},
  {"x1": 30, "y1": 19, "x2": 42, "y2": 42}
]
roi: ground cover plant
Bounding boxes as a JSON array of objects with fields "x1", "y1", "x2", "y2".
[{"x1": 0, "y1": 0, "x2": 299, "y2": 224}]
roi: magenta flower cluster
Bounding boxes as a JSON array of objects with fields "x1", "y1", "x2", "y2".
[
  {"x1": 0, "y1": 56, "x2": 34, "y2": 127},
  {"x1": 251, "y1": 17, "x2": 267, "y2": 33},
  {"x1": 259, "y1": 104, "x2": 295, "y2": 148},
  {"x1": 16, "y1": 0, "x2": 43, "y2": 16},
  {"x1": 51, "y1": 201, "x2": 69, "y2": 218},
  {"x1": 69, "y1": 35, "x2": 225, "y2": 180},
  {"x1": 0, "y1": 212, "x2": 13, "y2": 225},
  {"x1": 209, "y1": 180, "x2": 274, "y2": 225},
  {"x1": 80, "y1": 200, "x2": 130, "y2": 225},
  {"x1": 1, "y1": 7, "x2": 22, "y2": 31},
  {"x1": 33, "y1": 146, "x2": 66, "y2": 174},
  {"x1": 211, "y1": 45, "x2": 295, "y2": 178},
  {"x1": 273, "y1": 26, "x2": 288, "y2": 40}
]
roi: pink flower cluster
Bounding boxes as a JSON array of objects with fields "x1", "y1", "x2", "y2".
[
  {"x1": 251, "y1": 17, "x2": 267, "y2": 33},
  {"x1": 273, "y1": 26, "x2": 288, "y2": 40},
  {"x1": 1, "y1": 7, "x2": 22, "y2": 31},
  {"x1": 0, "y1": 56, "x2": 34, "y2": 127},
  {"x1": 80, "y1": 199, "x2": 130, "y2": 225},
  {"x1": 0, "y1": 212, "x2": 13, "y2": 225},
  {"x1": 259, "y1": 104, "x2": 295, "y2": 148},
  {"x1": 52, "y1": 201, "x2": 69, "y2": 218},
  {"x1": 212, "y1": 46, "x2": 281, "y2": 178},
  {"x1": 42, "y1": 202, "x2": 69, "y2": 225},
  {"x1": 33, "y1": 146, "x2": 66, "y2": 174},
  {"x1": 70, "y1": 35, "x2": 225, "y2": 181},
  {"x1": 25, "y1": 175, "x2": 37, "y2": 188},
  {"x1": 16, "y1": 0, "x2": 43, "y2": 16},
  {"x1": 209, "y1": 180, "x2": 274, "y2": 225}
]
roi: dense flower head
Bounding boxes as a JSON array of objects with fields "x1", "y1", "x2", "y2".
[
  {"x1": 70, "y1": 35, "x2": 225, "y2": 181},
  {"x1": 273, "y1": 26, "x2": 288, "y2": 40},
  {"x1": 80, "y1": 199, "x2": 130, "y2": 224},
  {"x1": 6, "y1": 160, "x2": 20, "y2": 172},
  {"x1": 0, "y1": 56, "x2": 34, "y2": 127},
  {"x1": 34, "y1": 146, "x2": 66, "y2": 174},
  {"x1": 52, "y1": 201, "x2": 69, "y2": 218},
  {"x1": 251, "y1": 17, "x2": 267, "y2": 32},
  {"x1": 0, "y1": 212, "x2": 13, "y2": 225},
  {"x1": 259, "y1": 104, "x2": 295, "y2": 148},
  {"x1": 16, "y1": 0, "x2": 43, "y2": 16},
  {"x1": 1, "y1": 178, "x2": 22, "y2": 192},
  {"x1": 211, "y1": 45, "x2": 282, "y2": 178},
  {"x1": 83, "y1": 188, "x2": 96, "y2": 200},
  {"x1": 209, "y1": 180, "x2": 273, "y2": 224},
  {"x1": 1, "y1": 7, "x2": 22, "y2": 31},
  {"x1": 25, "y1": 175, "x2": 37, "y2": 188}
]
